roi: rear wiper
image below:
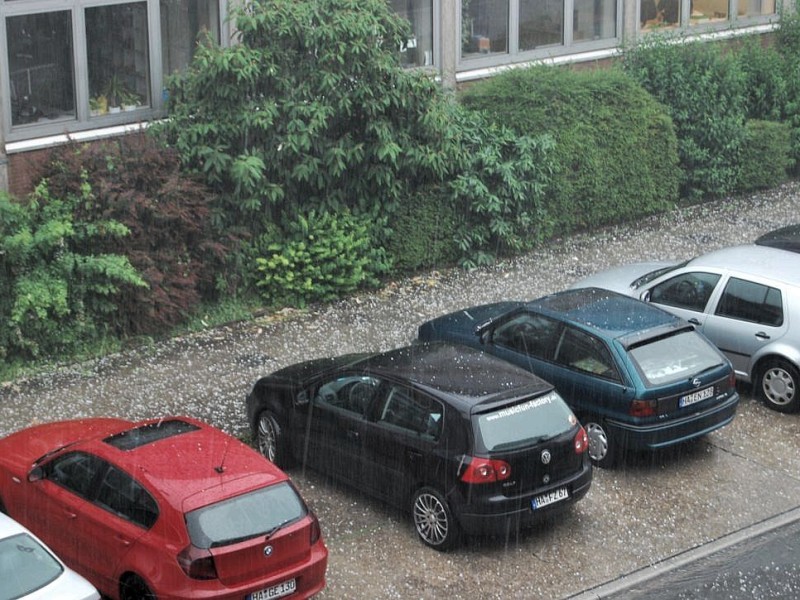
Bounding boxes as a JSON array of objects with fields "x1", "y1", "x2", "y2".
[{"x1": 266, "y1": 516, "x2": 300, "y2": 539}]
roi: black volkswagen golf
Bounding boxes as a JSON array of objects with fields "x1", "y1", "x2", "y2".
[{"x1": 246, "y1": 342, "x2": 592, "y2": 550}]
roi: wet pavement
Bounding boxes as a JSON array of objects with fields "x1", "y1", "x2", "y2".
[{"x1": 2, "y1": 183, "x2": 800, "y2": 598}]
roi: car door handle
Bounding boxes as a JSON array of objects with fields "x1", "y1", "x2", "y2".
[
  {"x1": 407, "y1": 450, "x2": 423, "y2": 461},
  {"x1": 755, "y1": 331, "x2": 770, "y2": 340},
  {"x1": 688, "y1": 318, "x2": 701, "y2": 325},
  {"x1": 116, "y1": 535, "x2": 132, "y2": 547},
  {"x1": 62, "y1": 510, "x2": 77, "y2": 519},
  {"x1": 347, "y1": 430, "x2": 359, "y2": 440}
]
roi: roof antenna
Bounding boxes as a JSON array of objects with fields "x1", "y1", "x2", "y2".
[{"x1": 214, "y1": 435, "x2": 230, "y2": 474}]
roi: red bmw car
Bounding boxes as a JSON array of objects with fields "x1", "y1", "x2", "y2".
[{"x1": 0, "y1": 416, "x2": 327, "y2": 600}]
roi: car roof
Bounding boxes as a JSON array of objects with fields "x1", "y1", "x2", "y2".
[
  {"x1": 357, "y1": 343, "x2": 554, "y2": 413},
  {"x1": 0, "y1": 510, "x2": 32, "y2": 540},
  {"x1": 6, "y1": 417, "x2": 285, "y2": 514},
  {"x1": 687, "y1": 244, "x2": 800, "y2": 285},
  {"x1": 527, "y1": 287, "x2": 684, "y2": 339},
  {"x1": 755, "y1": 224, "x2": 800, "y2": 253}
]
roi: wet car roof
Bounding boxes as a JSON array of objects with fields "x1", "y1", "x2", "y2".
[
  {"x1": 687, "y1": 244, "x2": 800, "y2": 285},
  {"x1": 528, "y1": 287, "x2": 682, "y2": 338}
]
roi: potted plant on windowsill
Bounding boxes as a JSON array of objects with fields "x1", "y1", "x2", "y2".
[
  {"x1": 120, "y1": 89, "x2": 142, "y2": 111},
  {"x1": 103, "y1": 75, "x2": 127, "y2": 113},
  {"x1": 89, "y1": 94, "x2": 108, "y2": 116}
]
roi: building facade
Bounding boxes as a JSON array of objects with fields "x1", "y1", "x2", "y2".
[{"x1": 0, "y1": 0, "x2": 790, "y2": 195}]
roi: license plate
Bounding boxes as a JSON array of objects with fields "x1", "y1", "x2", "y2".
[
  {"x1": 531, "y1": 487, "x2": 569, "y2": 510},
  {"x1": 679, "y1": 385, "x2": 714, "y2": 408},
  {"x1": 248, "y1": 579, "x2": 296, "y2": 600}
]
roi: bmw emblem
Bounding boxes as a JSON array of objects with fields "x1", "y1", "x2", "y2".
[
  {"x1": 541, "y1": 449, "x2": 552, "y2": 465},
  {"x1": 263, "y1": 545, "x2": 273, "y2": 557}
]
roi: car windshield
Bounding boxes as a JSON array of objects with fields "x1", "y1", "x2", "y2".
[
  {"x1": 475, "y1": 392, "x2": 576, "y2": 452},
  {"x1": 185, "y1": 482, "x2": 307, "y2": 549},
  {"x1": 632, "y1": 260, "x2": 690, "y2": 288},
  {"x1": 627, "y1": 330, "x2": 723, "y2": 387},
  {"x1": 0, "y1": 532, "x2": 63, "y2": 600}
]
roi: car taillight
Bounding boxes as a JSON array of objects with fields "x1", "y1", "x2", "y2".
[
  {"x1": 574, "y1": 426, "x2": 589, "y2": 454},
  {"x1": 728, "y1": 370, "x2": 736, "y2": 390},
  {"x1": 460, "y1": 457, "x2": 511, "y2": 484},
  {"x1": 309, "y1": 511, "x2": 322, "y2": 545},
  {"x1": 178, "y1": 545, "x2": 218, "y2": 580},
  {"x1": 629, "y1": 399, "x2": 657, "y2": 418}
]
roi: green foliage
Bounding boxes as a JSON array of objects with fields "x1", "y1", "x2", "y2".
[
  {"x1": 158, "y1": 0, "x2": 556, "y2": 272},
  {"x1": 737, "y1": 120, "x2": 794, "y2": 192},
  {"x1": 736, "y1": 38, "x2": 788, "y2": 121},
  {"x1": 157, "y1": 0, "x2": 448, "y2": 230},
  {"x1": 776, "y1": 13, "x2": 800, "y2": 173},
  {"x1": 460, "y1": 65, "x2": 678, "y2": 234},
  {"x1": 41, "y1": 134, "x2": 234, "y2": 335},
  {"x1": 623, "y1": 37, "x2": 747, "y2": 199},
  {"x1": 0, "y1": 184, "x2": 146, "y2": 362},
  {"x1": 253, "y1": 210, "x2": 391, "y2": 307},
  {"x1": 386, "y1": 189, "x2": 460, "y2": 273}
]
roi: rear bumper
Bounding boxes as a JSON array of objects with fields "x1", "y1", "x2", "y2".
[
  {"x1": 453, "y1": 459, "x2": 593, "y2": 536},
  {"x1": 607, "y1": 393, "x2": 740, "y2": 451}
]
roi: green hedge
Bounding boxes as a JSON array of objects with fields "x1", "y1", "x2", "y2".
[
  {"x1": 460, "y1": 65, "x2": 679, "y2": 234},
  {"x1": 738, "y1": 120, "x2": 794, "y2": 192}
]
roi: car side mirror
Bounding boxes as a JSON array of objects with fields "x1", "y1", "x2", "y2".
[
  {"x1": 640, "y1": 290, "x2": 651, "y2": 302},
  {"x1": 296, "y1": 390, "x2": 310, "y2": 406},
  {"x1": 28, "y1": 466, "x2": 44, "y2": 482}
]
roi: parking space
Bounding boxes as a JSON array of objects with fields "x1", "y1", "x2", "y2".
[{"x1": 295, "y1": 390, "x2": 800, "y2": 599}]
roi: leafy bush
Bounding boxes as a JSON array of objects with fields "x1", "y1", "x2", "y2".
[
  {"x1": 0, "y1": 183, "x2": 146, "y2": 362},
  {"x1": 623, "y1": 37, "x2": 747, "y2": 199},
  {"x1": 735, "y1": 38, "x2": 788, "y2": 122},
  {"x1": 737, "y1": 120, "x2": 794, "y2": 192},
  {"x1": 158, "y1": 0, "x2": 555, "y2": 273},
  {"x1": 253, "y1": 210, "x2": 391, "y2": 307},
  {"x1": 776, "y1": 13, "x2": 800, "y2": 172},
  {"x1": 386, "y1": 189, "x2": 460, "y2": 273},
  {"x1": 460, "y1": 65, "x2": 678, "y2": 233},
  {"x1": 41, "y1": 134, "x2": 233, "y2": 335}
]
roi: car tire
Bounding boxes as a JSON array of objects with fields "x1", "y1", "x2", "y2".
[
  {"x1": 584, "y1": 419, "x2": 618, "y2": 468},
  {"x1": 759, "y1": 359, "x2": 800, "y2": 413},
  {"x1": 120, "y1": 574, "x2": 155, "y2": 600},
  {"x1": 412, "y1": 487, "x2": 461, "y2": 551},
  {"x1": 256, "y1": 410, "x2": 293, "y2": 468}
]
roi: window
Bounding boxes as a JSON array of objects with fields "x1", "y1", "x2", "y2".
[
  {"x1": 493, "y1": 312, "x2": 560, "y2": 360},
  {"x1": 185, "y1": 482, "x2": 307, "y2": 549},
  {"x1": 46, "y1": 452, "x2": 105, "y2": 499},
  {"x1": 6, "y1": 12, "x2": 75, "y2": 127},
  {"x1": 379, "y1": 387, "x2": 443, "y2": 440},
  {"x1": 650, "y1": 271, "x2": 721, "y2": 312},
  {"x1": 315, "y1": 375, "x2": 381, "y2": 417},
  {"x1": 3, "y1": 0, "x2": 224, "y2": 137},
  {"x1": 96, "y1": 466, "x2": 159, "y2": 528},
  {"x1": 555, "y1": 326, "x2": 620, "y2": 381},
  {"x1": 641, "y1": 0, "x2": 774, "y2": 30},
  {"x1": 520, "y1": 0, "x2": 563, "y2": 49},
  {"x1": 87, "y1": 3, "x2": 150, "y2": 116},
  {"x1": 392, "y1": 0, "x2": 434, "y2": 67},
  {"x1": 476, "y1": 391, "x2": 575, "y2": 451},
  {"x1": 628, "y1": 330, "x2": 723, "y2": 386},
  {"x1": 462, "y1": 0, "x2": 509, "y2": 58},
  {"x1": 573, "y1": 0, "x2": 617, "y2": 41},
  {"x1": 160, "y1": 0, "x2": 220, "y2": 76},
  {"x1": 715, "y1": 277, "x2": 783, "y2": 326},
  {"x1": 0, "y1": 533, "x2": 64, "y2": 599}
]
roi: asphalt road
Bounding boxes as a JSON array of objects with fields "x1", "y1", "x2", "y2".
[
  {"x1": 574, "y1": 507, "x2": 800, "y2": 599},
  {"x1": 2, "y1": 183, "x2": 800, "y2": 598}
]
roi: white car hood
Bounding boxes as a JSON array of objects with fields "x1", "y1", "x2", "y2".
[{"x1": 570, "y1": 260, "x2": 679, "y2": 296}]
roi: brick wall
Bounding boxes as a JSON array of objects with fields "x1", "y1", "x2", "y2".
[{"x1": 7, "y1": 148, "x2": 54, "y2": 199}]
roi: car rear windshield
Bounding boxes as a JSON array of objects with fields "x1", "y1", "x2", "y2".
[
  {"x1": 185, "y1": 482, "x2": 307, "y2": 549},
  {"x1": 105, "y1": 419, "x2": 200, "y2": 450},
  {"x1": 475, "y1": 392, "x2": 576, "y2": 452},
  {"x1": 627, "y1": 330, "x2": 723, "y2": 387},
  {"x1": 0, "y1": 532, "x2": 63, "y2": 599}
]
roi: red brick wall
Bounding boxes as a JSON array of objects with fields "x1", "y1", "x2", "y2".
[{"x1": 7, "y1": 148, "x2": 54, "y2": 199}]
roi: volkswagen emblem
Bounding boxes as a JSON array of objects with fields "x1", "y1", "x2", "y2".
[
  {"x1": 263, "y1": 545, "x2": 273, "y2": 557},
  {"x1": 541, "y1": 449, "x2": 551, "y2": 465},
  {"x1": 692, "y1": 377, "x2": 702, "y2": 388}
]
